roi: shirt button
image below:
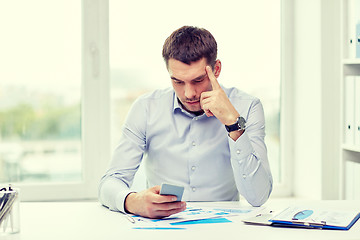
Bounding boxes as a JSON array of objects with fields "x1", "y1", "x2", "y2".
[
  {"x1": 194, "y1": 117, "x2": 198, "y2": 121},
  {"x1": 192, "y1": 187, "x2": 196, "y2": 192},
  {"x1": 191, "y1": 166, "x2": 196, "y2": 171},
  {"x1": 236, "y1": 150, "x2": 241, "y2": 154},
  {"x1": 242, "y1": 174, "x2": 246, "y2": 179},
  {"x1": 192, "y1": 141, "x2": 196, "y2": 146}
]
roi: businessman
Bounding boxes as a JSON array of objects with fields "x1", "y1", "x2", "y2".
[{"x1": 99, "y1": 26, "x2": 273, "y2": 219}]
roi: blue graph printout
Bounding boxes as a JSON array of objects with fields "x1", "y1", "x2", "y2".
[{"x1": 130, "y1": 205, "x2": 262, "y2": 229}]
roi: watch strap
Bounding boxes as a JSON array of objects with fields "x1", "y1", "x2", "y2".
[{"x1": 225, "y1": 116, "x2": 246, "y2": 132}]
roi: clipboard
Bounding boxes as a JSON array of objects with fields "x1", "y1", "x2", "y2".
[
  {"x1": 243, "y1": 207, "x2": 360, "y2": 230},
  {"x1": 269, "y1": 207, "x2": 360, "y2": 230}
]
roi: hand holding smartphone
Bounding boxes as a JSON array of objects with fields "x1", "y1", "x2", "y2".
[{"x1": 159, "y1": 183, "x2": 184, "y2": 202}]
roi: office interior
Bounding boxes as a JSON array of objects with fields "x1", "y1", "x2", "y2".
[{"x1": 0, "y1": 0, "x2": 358, "y2": 204}]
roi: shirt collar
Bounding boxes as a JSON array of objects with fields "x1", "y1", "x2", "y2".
[
  {"x1": 172, "y1": 91, "x2": 207, "y2": 118},
  {"x1": 172, "y1": 92, "x2": 182, "y2": 112}
]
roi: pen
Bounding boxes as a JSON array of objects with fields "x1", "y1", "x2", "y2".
[
  {"x1": 122, "y1": 212, "x2": 135, "y2": 224},
  {"x1": 187, "y1": 208, "x2": 202, "y2": 212},
  {"x1": 256, "y1": 210, "x2": 273, "y2": 217}
]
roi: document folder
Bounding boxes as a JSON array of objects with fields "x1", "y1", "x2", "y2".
[
  {"x1": 269, "y1": 207, "x2": 360, "y2": 230},
  {"x1": 344, "y1": 76, "x2": 355, "y2": 145}
]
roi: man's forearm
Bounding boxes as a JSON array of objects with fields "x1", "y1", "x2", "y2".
[
  {"x1": 228, "y1": 129, "x2": 244, "y2": 141},
  {"x1": 228, "y1": 131, "x2": 273, "y2": 206},
  {"x1": 98, "y1": 176, "x2": 133, "y2": 212},
  {"x1": 236, "y1": 157, "x2": 273, "y2": 207}
]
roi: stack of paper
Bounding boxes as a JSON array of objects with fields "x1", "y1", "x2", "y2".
[{"x1": 128, "y1": 205, "x2": 263, "y2": 230}]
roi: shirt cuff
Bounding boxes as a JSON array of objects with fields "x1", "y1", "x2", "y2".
[
  {"x1": 115, "y1": 190, "x2": 134, "y2": 213},
  {"x1": 228, "y1": 131, "x2": 254, "y2": 161}
]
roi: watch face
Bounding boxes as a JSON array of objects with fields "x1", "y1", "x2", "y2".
[
  {"x1": 225, "y1": 117, "x2": 246, "y2": 132},
  {"x1": 238, "y1": 117, "x2": 246, "y2": 129}
]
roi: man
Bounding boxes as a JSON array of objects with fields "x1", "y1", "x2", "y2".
[{"x1": 99, "y1": 26, "x2": 273, "y2": 219}]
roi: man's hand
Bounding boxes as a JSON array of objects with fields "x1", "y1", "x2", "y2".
[
  {"x1": 124, "y1": 185, "x2": 186, "y2": 219},
  {"x1": 200, "y1": 66, "x2": 239, "y2": 126},
  {"x1": 201, "y1": 66, "x2": 244, "y2": 141}
]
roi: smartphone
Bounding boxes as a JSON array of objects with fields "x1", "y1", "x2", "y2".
[{"x1": 159, "y1": 183, "x2": 184, "y2": 202}]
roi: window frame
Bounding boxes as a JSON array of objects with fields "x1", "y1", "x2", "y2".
[
  {"x1": 18, "y1": 0, "x2": 110, "y2": 201},
  {"x1": 271, "y1": 0, "x2": 294, "y2": 197}
]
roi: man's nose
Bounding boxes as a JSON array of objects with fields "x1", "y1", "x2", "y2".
[{"x1": 184, "y1": 84, "x2": 196, "y2": 99}]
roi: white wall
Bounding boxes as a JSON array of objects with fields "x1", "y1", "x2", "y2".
[
  {"x1": 293, "y1": 0, "x2": 322, "y2": 199},
  {"x1": 292, "y1": 0, "x2": 340, "y2": 199},
  {"x1": 320, "y1": 0, "x2": 341, "y2": 200}
]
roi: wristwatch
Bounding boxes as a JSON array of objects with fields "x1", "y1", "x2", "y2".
[{"x1": 225, "y1": 116, "x2": 246, "y2": 132}]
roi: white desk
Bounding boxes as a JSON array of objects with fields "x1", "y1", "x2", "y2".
[{"x1": 5, "y1": 199, "x2": 360, "y2": 240}]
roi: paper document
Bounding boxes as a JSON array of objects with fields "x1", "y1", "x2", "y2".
[
  {"x1": 130, "y1": 205, "x2": 263, "y2": 229},
  {"x1": 269, "y1": 206, "x2": 360, "y2": 230}
]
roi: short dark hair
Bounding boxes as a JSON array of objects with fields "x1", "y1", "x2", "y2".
[{"x1": 162, "y1": 26, "x2": 217, "y2": 68}]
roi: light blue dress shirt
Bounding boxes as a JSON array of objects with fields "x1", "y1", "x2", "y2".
[{"x1": 99, "y1": 86, "x2": 273, "y2": 212}]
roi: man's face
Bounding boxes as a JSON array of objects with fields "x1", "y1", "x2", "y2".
[{"x1": 168, "y1": 58, "x2": 212, "y2": 114}]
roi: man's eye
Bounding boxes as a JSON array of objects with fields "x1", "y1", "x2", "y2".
[
  {"x1": 193, "y1": 79, "x2": 204, "y2": 84},
  {"x1": 174, "y1": 81, "x2": 183, "y2": 85}
]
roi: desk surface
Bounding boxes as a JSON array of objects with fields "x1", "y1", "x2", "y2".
[{"x1": 6, "y1": 199, "x2": 360, "y2": 240}]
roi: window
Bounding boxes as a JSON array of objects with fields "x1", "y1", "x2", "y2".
[
  {"x1": 0, "y1": 0, "x2": 110, "y2": 200},
  {"x1": 0, "y1": 1, "x2": 82, "y2": 184},
  {"x1": 109, "y1": 0, "x2": 286, "y2": 194}
]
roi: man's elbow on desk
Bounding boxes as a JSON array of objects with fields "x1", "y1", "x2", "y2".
[{"x1": 243, "y1": 183, "x2": 273, "y2": 207}]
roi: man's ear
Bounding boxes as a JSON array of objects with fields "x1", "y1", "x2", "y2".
[{"x1": 214, "y1": 60, "x2": 222, "y2": 78}]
